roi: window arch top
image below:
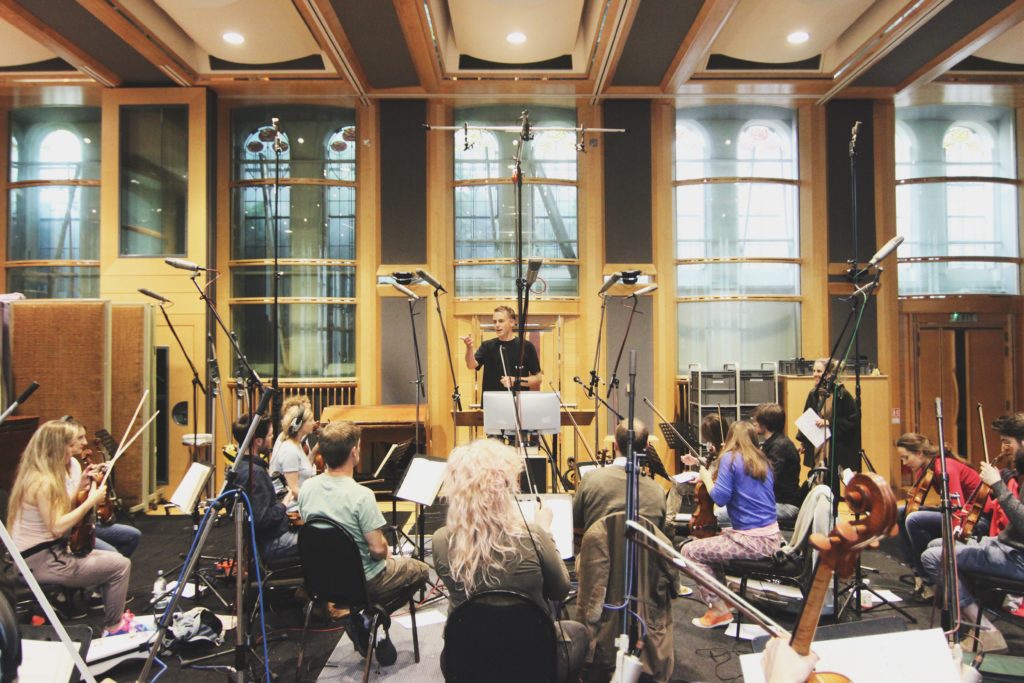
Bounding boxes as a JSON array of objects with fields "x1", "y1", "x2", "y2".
[{"x1": 325, "y1": 126, "x2": 357, "y2": 182}]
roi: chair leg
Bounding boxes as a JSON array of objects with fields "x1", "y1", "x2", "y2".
[
  {"x1": 295, "y1": 599, "x2": 314, "y2": 682},
  {"x1": 734, "y1": 576, "x2": 748, "y2": 642},
  {"x1": 363, "y1": 611, "x2": 381, "y2": 683},
  {"x1": 409, "y1": 595, "x2": 420, "y2": 663}
]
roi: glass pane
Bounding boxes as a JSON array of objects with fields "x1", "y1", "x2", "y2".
[
  {"x1": 675, "y1": 183, "x2": 799, "y2": 259},
  {"x1": 898, "y1": 261, "x2": 1018, "y2": 296},
  {"x1": 895, "y1": 105, "x2": 1015, "y2": 180},
  {"x1": 455, "y1": 263, "x2": 578, "y2": 297},
  {"x1": 675, "y1": 105, "x2": 797, "y2": 180},
  {"x1": 9, "y1": 107, "x2": 101, "y2": 182},
  {"x1": 232, "y1": 265, "x2": 355, "y2": 298},
  {"x1": 231, "y1": 184, "x2": 355, "y2": 260},
  {"x1": 896, "y1": 182, "x2": 1017, "y2": 258},
  {"x1": 8, "y1": 186, "x2": 100, "y2": 260},
  {"x1": 231, "y1": 303, "x2": 355, "y2": 378},
  {"x1": 232, "y1": 105, "x2": 356, "y2": 182},
  {"x1": 455, "y1": 184, "x2": 578, "y2": 260},
  {"x1": 676, "y1": 262, "x2": 799, "y2": 296},
  {"x1": 455, "y1": 105, "x2": 577, "y2": 181},
  {"x1": 7, "y1": 266, "x2": 99, "y2": 299},
  {"x1": 678, "y1": 301, "x2": 799, "y2": 372},
  {"x1": 120, "y1": 106, "x2": 188, "y2": 256}
]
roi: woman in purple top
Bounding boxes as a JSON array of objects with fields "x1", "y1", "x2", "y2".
[{"x1": 679, "y1": 420, "x2": 782, "y2": 629}]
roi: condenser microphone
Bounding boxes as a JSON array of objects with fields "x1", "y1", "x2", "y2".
[
  {"x1": 0, "y1": 381, "x2": 40, "y2": 423},
  {"x1": 415, "y1": 269, "x2": 447, "y2": 293},
  {"x1": 525, "y1": 259, "x2": 543, "y2": 287},
  {"x1": 632, "y1": 284, "x2": 658, "y2": 297},
  {"x1": 866, "y1": 235, "x2": 904, "y2": 268},
  {"x1": 139, "y1": 288, "x2": 172, "y2": 304},
  {"x1": 165, "y1": 258, "x2": 216, "y2": 273},
  {"x1": 598, "y1": 272, "x2": 622, "y2": 296},
  {"x1": 392, "y1": 282, "x2": 420, "y2": 301}
]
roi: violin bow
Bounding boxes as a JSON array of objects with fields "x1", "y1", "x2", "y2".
[
  {"x1": 99, "y1": 410, "x2": 160, "y2": 489},
  {"x1": 643, "y1": 396, "x2": 702, "y2": 464},
  {"x1": 117, "y1": 390, "x2": 148, "y2": 456},
  {"x1": 977, "y1": 403, "x2": 991, "y2": 467},
  {"x1": 548, "y1": 381, "x2": 596, "y2": 462}
]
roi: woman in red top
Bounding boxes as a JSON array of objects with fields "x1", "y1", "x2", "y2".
[{"x1": 896, "y1": 432, "x2": 982, "y2": 586}]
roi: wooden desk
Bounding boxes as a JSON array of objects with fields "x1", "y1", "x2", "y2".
[
  {"x1": 453, "y1": 409, "x2": 595, "y2": 428},
  {"x1": 0, "y1": 415, "x2": 39, "y2": 492}
]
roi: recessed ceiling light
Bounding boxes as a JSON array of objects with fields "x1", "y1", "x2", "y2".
[
  {"x1": 223, "y1": 32, "x2": 245, "y2": 45},
  {"x1": 506, "y1": 32, "x2": 526, "y2": 45},
  {"x1": 787, "y1": 31, "x2": 809, "y2": 45}
]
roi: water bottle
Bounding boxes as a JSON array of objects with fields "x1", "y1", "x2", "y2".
[{"x1": 152, "y1": 570, "x2": 169, "y2": 611}]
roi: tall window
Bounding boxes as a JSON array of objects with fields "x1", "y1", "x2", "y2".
[
  {"x1": 7, "y1": 107, "x2": 101, "y2": 298},
  {"x1": 895, "y1": 105, "x2": 1018, "y2": 295},
  {"x1": 674, "y1": 106, "x2": 800, "y2": 370},
  {"x1": 229, "y1": 106, "x2": 357, "y2": 378},
  {"x1": 453, "y1": 105, "x2": 579, "y2": 297}
]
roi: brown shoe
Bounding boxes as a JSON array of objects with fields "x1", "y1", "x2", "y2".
[
  {"x1": 978, "y1": 627, "x2": 1008, "y2": 653},
  {"x1": 328, "y1": 602, "x2": 350, "y2": 620}
]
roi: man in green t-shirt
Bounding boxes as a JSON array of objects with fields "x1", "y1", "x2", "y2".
[{"x1": 299, "y1": 420, "x2": 430, "y2": 664}]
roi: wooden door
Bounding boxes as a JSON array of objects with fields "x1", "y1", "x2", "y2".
[
  {"x1": 964, "y1": 328, "x2": 1012, "y2": 465},
  {"x1": 915, "y1": 327, "x2": 957, "y2": 447}
]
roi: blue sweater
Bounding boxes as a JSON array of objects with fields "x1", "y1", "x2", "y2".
[{"x1": 710, "y1": 451, "x2": 777, "y2": 531}]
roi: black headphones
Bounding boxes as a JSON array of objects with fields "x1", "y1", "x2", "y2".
[{"x1": 288, "y1": 407, "x2": 308, "y2": 438}]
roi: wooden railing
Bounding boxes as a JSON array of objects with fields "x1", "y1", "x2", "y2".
[{"x1": 228, "y1": 379, "x2": 358, "y2": 418}]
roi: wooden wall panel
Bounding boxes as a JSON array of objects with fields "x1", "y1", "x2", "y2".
[
  {"x1": 110, "y1": 303, "x2": 152, "y2": 506},
  {"x1": 10, "y1": 300, "x2": 110, "y2": 431}
]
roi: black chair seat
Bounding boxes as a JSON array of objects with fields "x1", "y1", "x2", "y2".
[
  {"x1": 964, "y1": 571, "x2": 1024, "y2": 595},
  {"x1": 726, "y1": 554, "x2": 802, "y2": 578}
]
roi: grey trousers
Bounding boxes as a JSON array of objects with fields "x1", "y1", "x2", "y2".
[{"x1": 26, "y1": 545, "x2": 130, "y2": 629}]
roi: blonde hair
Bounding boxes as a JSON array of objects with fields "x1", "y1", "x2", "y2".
[
  {"x1": 281, "y1": 402, "x2": 312, "y2": 441},
  {"x1": 717, "y1": 421, "x2": 770, "y2": 481},
  {"x1": 9, "y1": 420, "x2": 79, "y2": 529},
  {"x1": 442, "y1": 439, "x2": 527, "y2": 594}
]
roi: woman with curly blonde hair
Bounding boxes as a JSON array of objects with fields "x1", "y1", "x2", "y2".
[
  {"x1": 432, "y1": 439, "x2": 587, "y2": 681},
  {"x1": 9, "y1": 420, "x2": 133, "y2": 635}
]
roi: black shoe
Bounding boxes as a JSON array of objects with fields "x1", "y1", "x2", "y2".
[
  {"x1": 345, "y1": 613, "x2": 370, "y2": 657},
  {"x1": 375, "y1": 635, "x2": 397, "y2": 666}
]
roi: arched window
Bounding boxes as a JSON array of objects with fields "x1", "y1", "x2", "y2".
[{"x1": 943, "y1": 123, "x2": 996, "y2": 260}]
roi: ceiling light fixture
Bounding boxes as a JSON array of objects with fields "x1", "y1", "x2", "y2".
[
  {"x1": 223, "y1": 32, "x2": 245, "y2": 45},
  {"x1": 506, "y1": 32, "x2": 526, "y2": 45},
  {"x1": 787, "y1": 31, "x2": 809, "y2": 45}
]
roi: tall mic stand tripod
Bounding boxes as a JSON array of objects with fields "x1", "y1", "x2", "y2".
[{"x1": 933, "y1": 398, "x2": 963, "y2": 638}]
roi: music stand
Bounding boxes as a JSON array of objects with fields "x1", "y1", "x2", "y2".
[
  {"x1": 394, "y1": 455, "x2": 447, "y2": 563},
  {"x1": 372, "y1": 438, "x2": 418, "y2": 554}
]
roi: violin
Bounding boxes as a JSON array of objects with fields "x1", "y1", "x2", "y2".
[
  {"x1": 692, "y1": 405, "x2": 728, "y2": 539},
  {"x1": 287, "y1": 510, "x2": 304, "y2": 527},
  {"x1": 88, "y1": 440, "x2": 117, "y2": 524},
  {"x1": 313, "y1": 452, "x2": 325, "y2": 474},
  {"x1": 958, "y1": 403, "x2": 993, "y2": 539},
  {"x1": 904, "y1": 455, "x2": 936, "y2": 516},
  {"x1": 68, "y1": 451, "x2": 100, "y2": 557}
]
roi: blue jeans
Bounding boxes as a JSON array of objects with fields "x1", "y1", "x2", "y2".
[
  {"x1": 897, "y1": 506, "x2": 943, "y2": 577},
  {"x1": 921, "y1": 536, "x2": 1024, "y2": 607},
  {"x1": 259, "y1": 530, "x2": 300, "y2": 564},
  {"x1": 95, "y1": 523, "x2": 142, "y2": 558}
]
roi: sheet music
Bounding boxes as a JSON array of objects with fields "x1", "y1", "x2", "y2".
[
  {"x1": 515, "y1": 494, "x2": 574, "y2": 559},
  {"x1": 170, "y1": 462, "x2": 212, "y2": 514},
  {"x1": 394, "y1": 457, "x2": 447, "y2": 506},
  {"x1": 795, "y1": 408, "x2": 830, "y2": 449}
]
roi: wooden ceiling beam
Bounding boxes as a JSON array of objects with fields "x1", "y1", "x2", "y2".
[
  {"x1": 0, "y1": 0, "x2": 122, "y2": 87},
  {"x1": 290, "y1": 0, "x2": 369, "y2": 103},
  {"x1": 896, "y1": 1, "x2": 1024, "y2": 94},
  {"x1": 662, "y1": 0, "x2": 741, "y2": 93},
  {"x1": 590, "y1": 0, "x2": 640, "y2": 103},
  {"x1": 393, "y1": 0, "x2": 440, "y2": 92},
  {"x1": 816, "y1": 0, "x2": 952, "y2": 105},
  {"x1": 74, "y1": 0, "x2": 197, "y2": 87}
]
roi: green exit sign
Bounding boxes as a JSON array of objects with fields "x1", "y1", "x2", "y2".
[{"x1": 950, "y1": 312, "x2": 978, "y2": 323}]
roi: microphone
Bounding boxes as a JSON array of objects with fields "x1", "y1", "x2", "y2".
[
  {"x1": 866, "y1": 235, "x2": 904, "y2": 268},
  {"x1": 850, "y1": 120, "x2": 862, "y2": 153},
  {"x1": 139, "y1": 288, "x2": 172, "y2": 304},
  {"x1": 525, "y1": 259, "x2": 543, "y2": 287},
  {"x1": 15, "y1": 381, "x2": 40, "y2": 406},
  {"x1": 631, "y1": 283, "x2": 658, "y2": 297},
  {"x1": 843, "y1": 279, "x2": 878, "y2": 301},
  {"x1": 392, "y1": 282, "x2": 420, "y2": 301},
  {"x1": 255, "y1": 386, "x2": 275, "y2": 416},
  {"x1": 598, "y1": 272, "x2": 621, "y2": 296},
  {"x1": 415, "y1": 269, "x2": 447, "y2": 294},
  {"x1": 573, "y1": 375, "x2": 594, "y2": 398},
  {"x1": 165, "y1": 258, "x2": 216, "y2": 273},
  {"x1": 271, "y1": 117, "x2": 279, "y2": 134}
]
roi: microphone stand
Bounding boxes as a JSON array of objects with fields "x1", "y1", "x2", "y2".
[
  {"x1": 270, "y1": 117, "x2": 285, "y2": 433},
  {"x1": 587, "y1": 292, "x2": 611, "y2": 459},
  {"x1": 399, "y1": 290, "x2": 428, "y2": 562},
  {"x1": 934, "y1": 398, "x2": 962, "y2": 637},
  {"x1": 429, "y1": 287, "x2": 463, "y2": 435},
  {"x1": 0, "y1": 381, "x2": 39, "y2": 427},
  {"x1": 155, "y1": 300, "x2": 207, "y2": 479},
  {"x1": 606, "y1": 294, "x2": 643, "y2": 417},
  {"x1": 615, "y1": 351, "x2": 641, "y2": 675}
]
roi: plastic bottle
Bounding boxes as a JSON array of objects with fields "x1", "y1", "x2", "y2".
[{"x1": 153, "y1": 570, "x2": 168, "y2": 611}]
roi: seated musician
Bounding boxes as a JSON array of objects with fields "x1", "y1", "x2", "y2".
[
  {"x1": 228, "y1": 415, "x2": 299, "y2": 564},
  {"x1": 667, "y1": 413, "x2": 729, "y2": 524},
  {"x1": 432, "y1": 439, "x2": 587, "y2": 682},
  {"x1": 679, "y1": 420, "x2": 782, "y2": 629},
  {"x1": 983, "y1": 414, "x2": 1024, "y2": 537},
  {"x1": 573, "y1": 418, "x2": 667, "y2": 533},
  {"x1": 753, "y1": 404, "x2": 802, "y2": 523},
  {"x1": 63, "y1": 417, "x2": 142, "y2": 558},
  {"x1": 919, "y1": 413, "x2": 1024, "y2": 653},
  {"x1": 460, "y1": 305, "x2": 542, "y2": 392},
  {"x1": 269, "y1": 400, "x2": 319, "y2": 498},
  {"x1": 298, "y1": 421, "x2": 430, "y2": 662},
  {"x1": 895, "y1": 432, "x2": 984, "y2": 597},
  {"x1": 9, "y1": 420, "x2": 133, "y2": 636}
]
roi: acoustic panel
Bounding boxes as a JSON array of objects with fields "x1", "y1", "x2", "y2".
[
  {"x1": 109, "y1": 304, "x2": 151, "y2": 507},
  {"x1": 380, "y1": 297, "x2": 427, "y2": 405},
  {"x1": 10, "y1": 300, "x2": 110, "y2": 434},
  {"x1": 380, "y1": 100, "x2": 428, "y2": 264},
  {"x1": 603, "y1": 101, "x2": 653, "y2": 263}
]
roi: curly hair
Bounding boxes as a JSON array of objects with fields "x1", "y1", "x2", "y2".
[{"x1": 442, "y1": 439, "x2": 528, "y2": 594}]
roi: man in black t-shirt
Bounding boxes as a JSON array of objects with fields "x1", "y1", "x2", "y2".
[
  {"x1": 461, "y1": 305, "x2": 542, "y2": 393},
  {"x1": 752, "y1": 403, "x2": 803, "y2": 522}
]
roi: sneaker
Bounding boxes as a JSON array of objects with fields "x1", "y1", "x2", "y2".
[
  {"x1": 678, "y1": 585, "x2": 694, "y2": 597},
  {"x1": 103, "y1": 610, "x2": 137, "y2": 637},
  {"x1": 692, "y1": 609, "x2": 733, "y2": 629},
  {"x1": 374, "y1": 635, "x2": 398, "y2": 666},
  {"x1": 978, "y1": 627, "x2": 1008, "y2": 653},
  {"x1": 88, "y1": 591, "x2": 103, "y2": 611},
  {"x1": 345, "y1": 613, "x2": 370, "y2": 657}
]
